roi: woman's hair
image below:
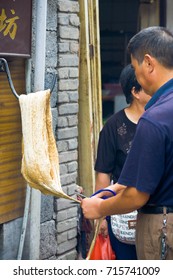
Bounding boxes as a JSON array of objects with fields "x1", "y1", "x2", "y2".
[
  {"x1": 127, "y1": 26, "x2": 173, "y2": 68},
  {"x1": 119, "y1": 64, "x2": 141, "y2": 104}
]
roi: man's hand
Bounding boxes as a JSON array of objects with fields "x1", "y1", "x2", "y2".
[
  {"x1": 81, "y1": 197, "x2": 103, "y2": 219},
  {"x1": 81, "y1": 185, "x2": 150, "y2": 220}
]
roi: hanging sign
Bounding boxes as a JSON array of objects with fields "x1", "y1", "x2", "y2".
[{"x1": 0, "y1": 0, "x2": 32, "y2": 57}]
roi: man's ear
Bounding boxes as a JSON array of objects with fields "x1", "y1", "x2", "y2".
[{"x1": 144, "y1": 54, "x2": 154, "y2": 73}]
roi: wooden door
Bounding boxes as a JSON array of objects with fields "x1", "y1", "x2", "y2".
[
  {"x1": 138, "y1": 0, "x2": 160, "y2": 29},
  {"x1": 0, "y1": 58, "x2": 26, "y2": 223}
]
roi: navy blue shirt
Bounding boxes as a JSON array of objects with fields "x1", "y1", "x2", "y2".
[{"x1": 118, "y1": 79, "x2": 173, "y2": 206}]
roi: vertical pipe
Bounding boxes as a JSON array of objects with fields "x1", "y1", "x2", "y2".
[
  {"x1": 17, "y1": 59, "x2": 32, "y2": 260},
  {"x1": 17, "y1": 185, "x2": 31, "y2": 260},
  {"x1": 29, "y1": 0, "x2": 47, "y2": 260}
]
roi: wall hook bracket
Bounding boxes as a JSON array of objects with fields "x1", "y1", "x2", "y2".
[
  {"x1": 0, "y1": 58, "x2": 19, "y2": 99},
  {"x1": 0, "y1": 58, "x2": 56, "y2": 99}
]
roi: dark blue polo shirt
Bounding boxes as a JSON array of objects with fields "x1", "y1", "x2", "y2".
[{"x1": 118, "y1": 79, "x2": 173, "y2": 206}]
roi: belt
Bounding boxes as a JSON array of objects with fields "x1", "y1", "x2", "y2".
[{"x1": 138, "y1": 205, "x2": 173, "y2": 214}]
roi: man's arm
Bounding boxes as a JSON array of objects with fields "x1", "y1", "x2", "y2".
[{"x1": 81, "y1": 184, "x2": 150, "y2": 219}]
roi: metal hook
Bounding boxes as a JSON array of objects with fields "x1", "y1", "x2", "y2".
[
  {"x1": 0, "y1": 58, "x2": 57, "y2": 99},
  {"x1": 0, "y1": 58, "x2": 19, "y2": 99}
]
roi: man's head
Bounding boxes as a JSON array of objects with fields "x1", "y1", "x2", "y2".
[
  {"x1": 127, "y1": 26, "x2": 173, "y2": 68},
  {"x1": 127, "y1": 26, "x2": 173, "y2": 95}
]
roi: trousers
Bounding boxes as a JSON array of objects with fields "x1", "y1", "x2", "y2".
[{"x1": 136, "y1": 212, "x2": 173, "y2": 260}]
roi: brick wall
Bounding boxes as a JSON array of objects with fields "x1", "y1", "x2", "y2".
[{"x1": 39, "y1": 0, "x2": 80, "y2": 260}]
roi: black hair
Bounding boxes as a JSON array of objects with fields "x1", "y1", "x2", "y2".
[
  {"x1": 119, "y1": 64, "x2": 142, "y2": 104},
  {"x1": 127, "y1": 26, "x2": 173, "y2": 68}
]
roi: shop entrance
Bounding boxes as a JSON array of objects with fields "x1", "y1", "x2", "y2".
[{"x1": 99, "y1": 0, "x2": 164, "y2": 121}]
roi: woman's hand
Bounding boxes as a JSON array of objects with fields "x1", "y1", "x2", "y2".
[
  {"x1": 113, "y1": 183, "x2": 127, "y2": 193},
  {"x1": 98, "y1": 218, "x2": 108, "y2": 237}
]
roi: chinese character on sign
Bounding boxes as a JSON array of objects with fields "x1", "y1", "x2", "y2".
[
  {"x1": 0, "y1": 0, "x2": 32, "y2": 57},
  {"x1": 0, "y1": 8, "x2": 19, "y2": 40}
]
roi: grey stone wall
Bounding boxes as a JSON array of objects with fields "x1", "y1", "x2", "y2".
[{"x1": 39, "y1": 0, "x2": 80, "y2": 260}]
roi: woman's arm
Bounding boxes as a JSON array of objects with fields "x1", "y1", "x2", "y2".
[{"x1": 95, "y1": 172, "x2": 111, "y2": 190}]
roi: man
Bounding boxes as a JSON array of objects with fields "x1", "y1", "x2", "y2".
[
  {"x1": 95, "y1": 64, "x2": 150, "y2": 260},
  {"x1": 81, "y1": 26, "x2": 173, "y2": 260}
]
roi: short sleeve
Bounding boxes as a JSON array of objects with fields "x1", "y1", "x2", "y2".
[
  {"x1": 95, "y1": 121, "x2": 117, "y2": 174},
  {"x1": 118, "y1": 118, "x2": 165, "y2": 194}
]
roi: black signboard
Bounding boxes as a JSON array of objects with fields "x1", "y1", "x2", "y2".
[{"x1": 0, "y1": 0, "x2": 32, "y2": 57}]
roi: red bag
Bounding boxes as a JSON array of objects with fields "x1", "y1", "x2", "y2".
[{"x1": 89, "y1": 234, "x2": 116, "y2": 260}]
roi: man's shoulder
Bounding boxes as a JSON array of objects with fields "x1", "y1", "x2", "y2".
[{"x1": 144, "y1": 92, "x2": 173, "y2": 121}]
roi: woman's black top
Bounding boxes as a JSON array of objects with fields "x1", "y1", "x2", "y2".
[{"x1": 95, "y1": 109, "x2": 136, "y2": 183}]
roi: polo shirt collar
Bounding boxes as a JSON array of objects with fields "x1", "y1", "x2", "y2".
[{"x1": 145, "y1": 78, "x2": 173, "y2": 110}]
